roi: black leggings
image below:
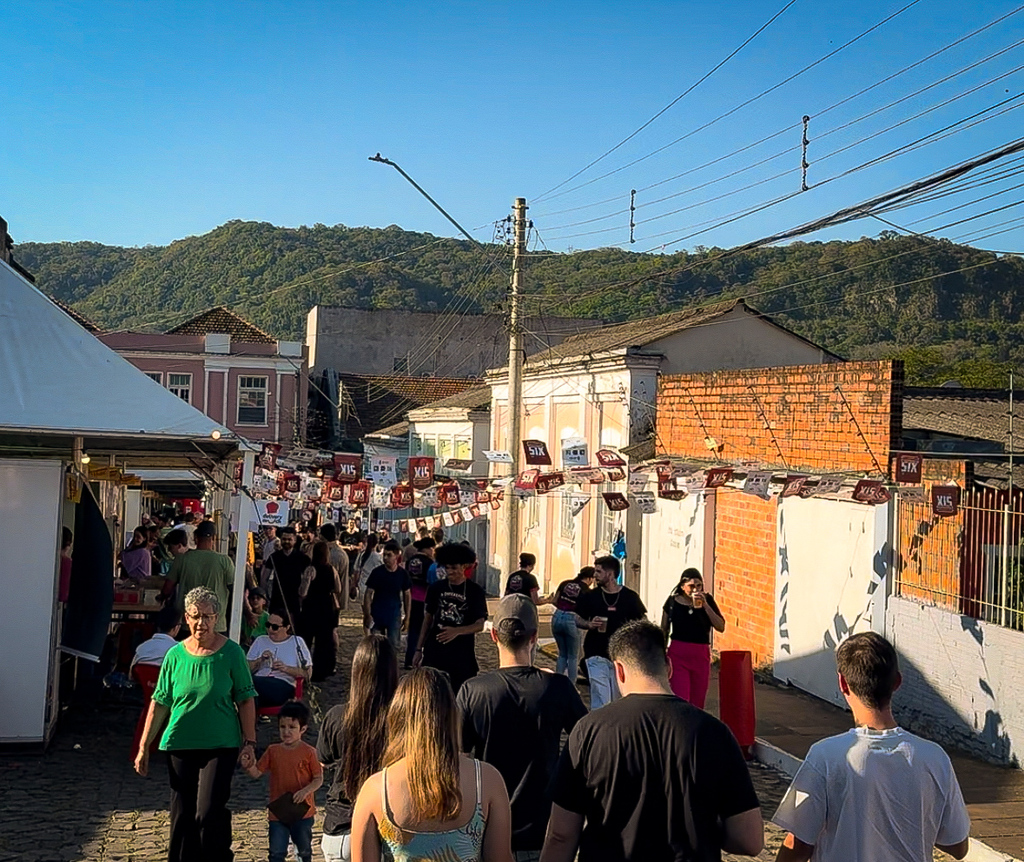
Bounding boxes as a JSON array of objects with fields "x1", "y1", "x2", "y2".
[{"x1": 167, "y1": 748, "x2": 238, "y2": 862}]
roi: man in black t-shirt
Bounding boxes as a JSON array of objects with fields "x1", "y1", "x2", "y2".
[
  {"x1": 504, "y1": 552, "x2": 541, "y2": 604},
  {"x1": 573, "y1": 555, "x2": 646, "y2": 709},
  {"x1": 459, "y1": 595, "x2": 586, "y2": 860},
  {"x1": 542, "y1": 621, "x2": 764, "y2": 862},
  {"x1": 262, "y1": 525, "x2": 313, "y2": 628},
  {"x1": 413, "y1": 542, "x2": 488, "y2": 692}
]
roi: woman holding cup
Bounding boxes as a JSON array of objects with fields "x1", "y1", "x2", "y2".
[{"x1": 660, "y1": 568, "x2": 725, "y2": 708}]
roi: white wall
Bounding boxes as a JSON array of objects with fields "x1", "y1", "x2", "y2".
[
  {"x1": 0, "y1": 460, "x2": 63, "y2": 743},
  {"x1": 656, "y1": 306, "x2": 837, "y2": 375},
  {"x1": 640, "y1": 493, "x2": 707, "y2": 618},
  {"x1": 887, "y1": 597, "x2": 1024, "y2": 765},
  {"x1": 774, "y1": 496, "x2": 890, "y2": 707}
]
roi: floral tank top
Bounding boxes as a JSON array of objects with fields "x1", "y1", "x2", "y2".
[{"x1": 378, "y1": 759, "x2": 486, "y2": 862}]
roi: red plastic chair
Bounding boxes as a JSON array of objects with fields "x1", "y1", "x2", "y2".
[
  {"x1": 130, "y1": 663, "x2": 162, "y2": 761},
  {"x1": 256, "y1": 676, "x2": 305, "y2": 718}
]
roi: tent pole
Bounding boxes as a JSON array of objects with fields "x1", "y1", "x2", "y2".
[{"x1": 229, "y1": 449, "x2": 256, "y2": 642}]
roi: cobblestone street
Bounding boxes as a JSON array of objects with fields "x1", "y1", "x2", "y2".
[{"x1": 2, "y1": 613, "x2": 799, "y2": 861}]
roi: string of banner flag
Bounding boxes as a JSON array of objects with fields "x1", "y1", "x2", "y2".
[{"x1": 236, "y1": 442, "x2": 961, "y2": 533}]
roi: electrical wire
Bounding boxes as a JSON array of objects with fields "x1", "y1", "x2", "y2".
[
  {"x1": 535, "y1": 0, "x2": 924, "y2": 206},
  {"x1": 532, "y1": 0, "x2": 800, "y2": 203}
]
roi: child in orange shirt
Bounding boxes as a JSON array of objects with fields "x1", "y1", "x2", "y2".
[{"x1": 241, "y1": 700, "x2": 323, "y2": 862}]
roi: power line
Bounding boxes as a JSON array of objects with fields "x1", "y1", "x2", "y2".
[
  {"x1": 531, "y1": 0, "x2": 799, "y2": 203},
  {"x1": 535, "y1": 0, "x2": 924, "y2": 206}
]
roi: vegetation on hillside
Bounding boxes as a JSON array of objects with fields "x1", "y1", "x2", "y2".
[{"x1": 16, "y1": 221, "x2": 1024, "y2": 386}]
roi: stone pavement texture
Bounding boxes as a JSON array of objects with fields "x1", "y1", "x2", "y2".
[{"x1": 0, "y1": 606, "x2": 984, "y2": 861}]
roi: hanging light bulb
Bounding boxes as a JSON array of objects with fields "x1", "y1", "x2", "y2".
[
  {"x1": 211, "y1": 429, "x2": 222, "y2": 440},
  {"x1": 80, "y1": 453, "x2": 91, "y2": 465}
]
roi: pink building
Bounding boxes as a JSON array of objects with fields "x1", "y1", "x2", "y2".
[{"x1": 99, "y1": 307, "x2": 309, "y2": 446}]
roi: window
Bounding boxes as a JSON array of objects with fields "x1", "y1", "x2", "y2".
[
  {"x1": 144, "y1": 372, "x2": 163, "y2": 385},
  {"x1": 237, "y1": 376, "x2": 268, "y2": 425},
  {"x1": 422, "y1": 436, "x2": 437, "y2": 457},
  {"x1": 411, "y1": 434, "x2": 424, "y2": 455},
  {"x1": 167, "y1": 373, "x2": 191, "y2": 404},
  {"x1": 560, "y1": 493, "x2": 576, "y2": 540},
  {"x1": 454, "y1": 437, "x2": 472, "y2": 461},
  {"x1": 438, "y1": 437, "x2": 453, "y2": 465},
  {"x1": 596, "y1": 496, "x2": 616, "y2": 552},
  {"x1": 524, "y1": 494, "x2": 540, "y2": 531}
]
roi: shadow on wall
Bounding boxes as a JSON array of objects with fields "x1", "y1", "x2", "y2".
[{"x1": 893, "y1": 619, "x2": 1017, "y2": 770}]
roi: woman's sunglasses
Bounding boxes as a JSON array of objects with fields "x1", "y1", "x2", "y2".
[{"x1": 267, "y1": 623, "x2": 286, "y2": 631}]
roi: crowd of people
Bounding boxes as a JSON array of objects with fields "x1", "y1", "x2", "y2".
[{"x1": 127, "y1": 521, "x2": 971, "y2": 862}]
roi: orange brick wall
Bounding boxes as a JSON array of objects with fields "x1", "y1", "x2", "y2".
[
  {"x1": 657, "y1": 360, "x2": 903, "y2": 473},
  {"x1": 712, "y1": 489, "x2": 778, "y2": 666},
  {"x1": 896, "y1": 459, "x2": 970, "y2": 610}
]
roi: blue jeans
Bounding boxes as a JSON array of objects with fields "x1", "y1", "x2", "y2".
[
  {"x1": 269, "y1": 817, "x2": 313, "y2": 862},
  {"x1": 372, "y1": 604, "x2": 403, "y2": 654},
  {"x1": 551, "y1": 610, "x2": 581, "y2": 682}
]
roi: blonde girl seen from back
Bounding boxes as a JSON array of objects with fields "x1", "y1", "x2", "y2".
[{"x1": 351, "y1": 667, "x2": 513, "y2": 862}]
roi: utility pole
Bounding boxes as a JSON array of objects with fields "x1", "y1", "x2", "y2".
[{"x1": 503, "y1": 197, "x2": 527, "y2": 577}]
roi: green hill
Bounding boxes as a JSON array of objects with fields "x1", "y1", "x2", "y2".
[{"x1": 15, "y1": 220, "x2": 1024, "y2": 386}]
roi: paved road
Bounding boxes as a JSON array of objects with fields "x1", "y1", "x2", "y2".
[{"x1": 0, "y1": 612, "x2": 940, "y2": 861}]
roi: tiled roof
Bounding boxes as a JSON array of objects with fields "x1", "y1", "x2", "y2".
[
  {"x1": 523, "y1": 299, "x2": 837, "y2": 368},
  {"x1": 52, "y1": 298, "x2": 102, "y2": 333},
  {"x1": 166, "y1": 306, "x2": 276, "y2": 343},
  {"x1": 902, "y1": 387, "x2": 1017, "y2": 446},
  {"x1": 338, "y1": 374, "x2": 481, "y2": 435},
  {"x1": 409, "y1": 385, "x2": 491, "y2": 413},
  {"x1": 366, "y1": 420, "x2": 411, "y2": 439}
]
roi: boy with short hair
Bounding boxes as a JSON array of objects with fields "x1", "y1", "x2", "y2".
[
  {"x1": 362, "y1": 540, "x2": 411, "y2": 652},
  {"x1": 241, "y1": 700, "x2": 324, "y2": 862},
  {"x1": 773, "y1": 632, "x2": 970, "y2": 862}
]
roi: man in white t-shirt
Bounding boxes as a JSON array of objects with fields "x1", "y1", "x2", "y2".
[
  {"x1": 773, "y1": 631, "x2": 970, "y2": 862},
  {"x1": 172, "y1": 511, "x2": 198, "y2": 549}
]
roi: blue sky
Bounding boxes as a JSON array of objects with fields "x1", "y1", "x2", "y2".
[{"x1": 2, "y1": 1, "x2": 1022, "y2": 254}]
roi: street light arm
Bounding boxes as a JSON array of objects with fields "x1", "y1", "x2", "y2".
[{"x1": 369, "y1": 153, "x2": 483, "y2": 247}]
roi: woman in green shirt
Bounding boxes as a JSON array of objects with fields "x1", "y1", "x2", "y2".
[{"x1": 135, "y1": 586, "x2": 257, "y2": 862}]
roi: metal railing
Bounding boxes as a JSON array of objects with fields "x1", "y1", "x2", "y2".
[{"x1": 896, "y1": 488, "x2": 1024, "y2": 631}]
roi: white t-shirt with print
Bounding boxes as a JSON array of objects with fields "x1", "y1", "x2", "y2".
[
  {"x1": 773, "y1": 726, "x2": 970, "y2": 862},
  {"x1": 246, "y1": 634, "x2": 312, "y2": 685}
]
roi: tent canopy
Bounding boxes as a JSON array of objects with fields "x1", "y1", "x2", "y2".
[{"x1": 0, "y1": 260, "x2": 249, "y2": 467}]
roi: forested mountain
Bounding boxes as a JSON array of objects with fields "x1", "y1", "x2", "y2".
[{"x1": 15, "y1": 220, "x2": 1024, "y2": 386}]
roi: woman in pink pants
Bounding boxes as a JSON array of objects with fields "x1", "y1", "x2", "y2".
[{"x1": 660, "y1": 569, "x2": 726, "y2": 709}]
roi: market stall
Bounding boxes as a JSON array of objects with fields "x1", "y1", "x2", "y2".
[{"x1": 0, "y1": 258, "x2": 254, "y2": 746}]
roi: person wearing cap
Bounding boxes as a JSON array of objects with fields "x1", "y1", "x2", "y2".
[
  {"x1": 458, "y1": 595, "x2": 586, "y2": 861},
  {"x1": 160, "y1": 520, "x2": 235, "y2": 634}
]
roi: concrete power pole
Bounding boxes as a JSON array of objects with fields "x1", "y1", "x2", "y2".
[{"x1": 502, "y1": 197, "x2": 528, "y2": 578}]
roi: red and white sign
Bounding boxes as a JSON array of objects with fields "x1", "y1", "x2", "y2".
[
  {"x1": 333, "y1": 454, "x2": 362, "y2": 484},
  {"x1": 283, "y1": 473, "x2": 302, "y2": 494},
  {"x1": 704, "y1": 467, "x2": 733, "y2": 489},
  {"x1": 895, "y1": 453, "x2": 923, "y2": 484},
  {"x1": 390, "y1": 484, "x2": 414, "y2": 509},
  {"x1": 595, "y1": 449, "x2": 626, "y2": 468},
  {"x1": 324, "y1": 480, "x2": 345, "y2": 502},
  {"x1": 852, "y1": 479, "x2": 892, "y2": 505},
  {"x1": 259, "y1": 442, "x2": 282, "y2": 471},
  {"x1": 523, "y1": 440, "x2": 553, "y2": 466},
  {"x1": 515, "y1": 469, "x2": 541, "y2": 491},
  {"x1": 602, "y1": 492, "x2": 630, "y2": 511},
  {"x1": 932, "y1": 484, "x2": 961, "y2": 516},
  {"x1": 255, "y1": 499, "x2": 289, "y2": 527},
  {"x1": 780, "y1": 475, "x2": 808, "y2": 498},
  {"x1": 347, "y1": 481, "x2": 371, "y2": 506},
  {"x1": 535, "y1": 472, "x2": 565, "y2": 494},
  {"x1": 441, "y1": 482, "x2": 461, "y2": 507},
  {"x1": 408, "y1": 456, "x2": 435, "y2": 489}
]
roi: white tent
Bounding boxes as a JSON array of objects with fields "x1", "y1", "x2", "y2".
[
  {"x1": 0, "y1": 259, "x2": 255, "y2": 745},
  {"x1": 0, "y1": 258, "x2": 232, "y2": 444}
]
